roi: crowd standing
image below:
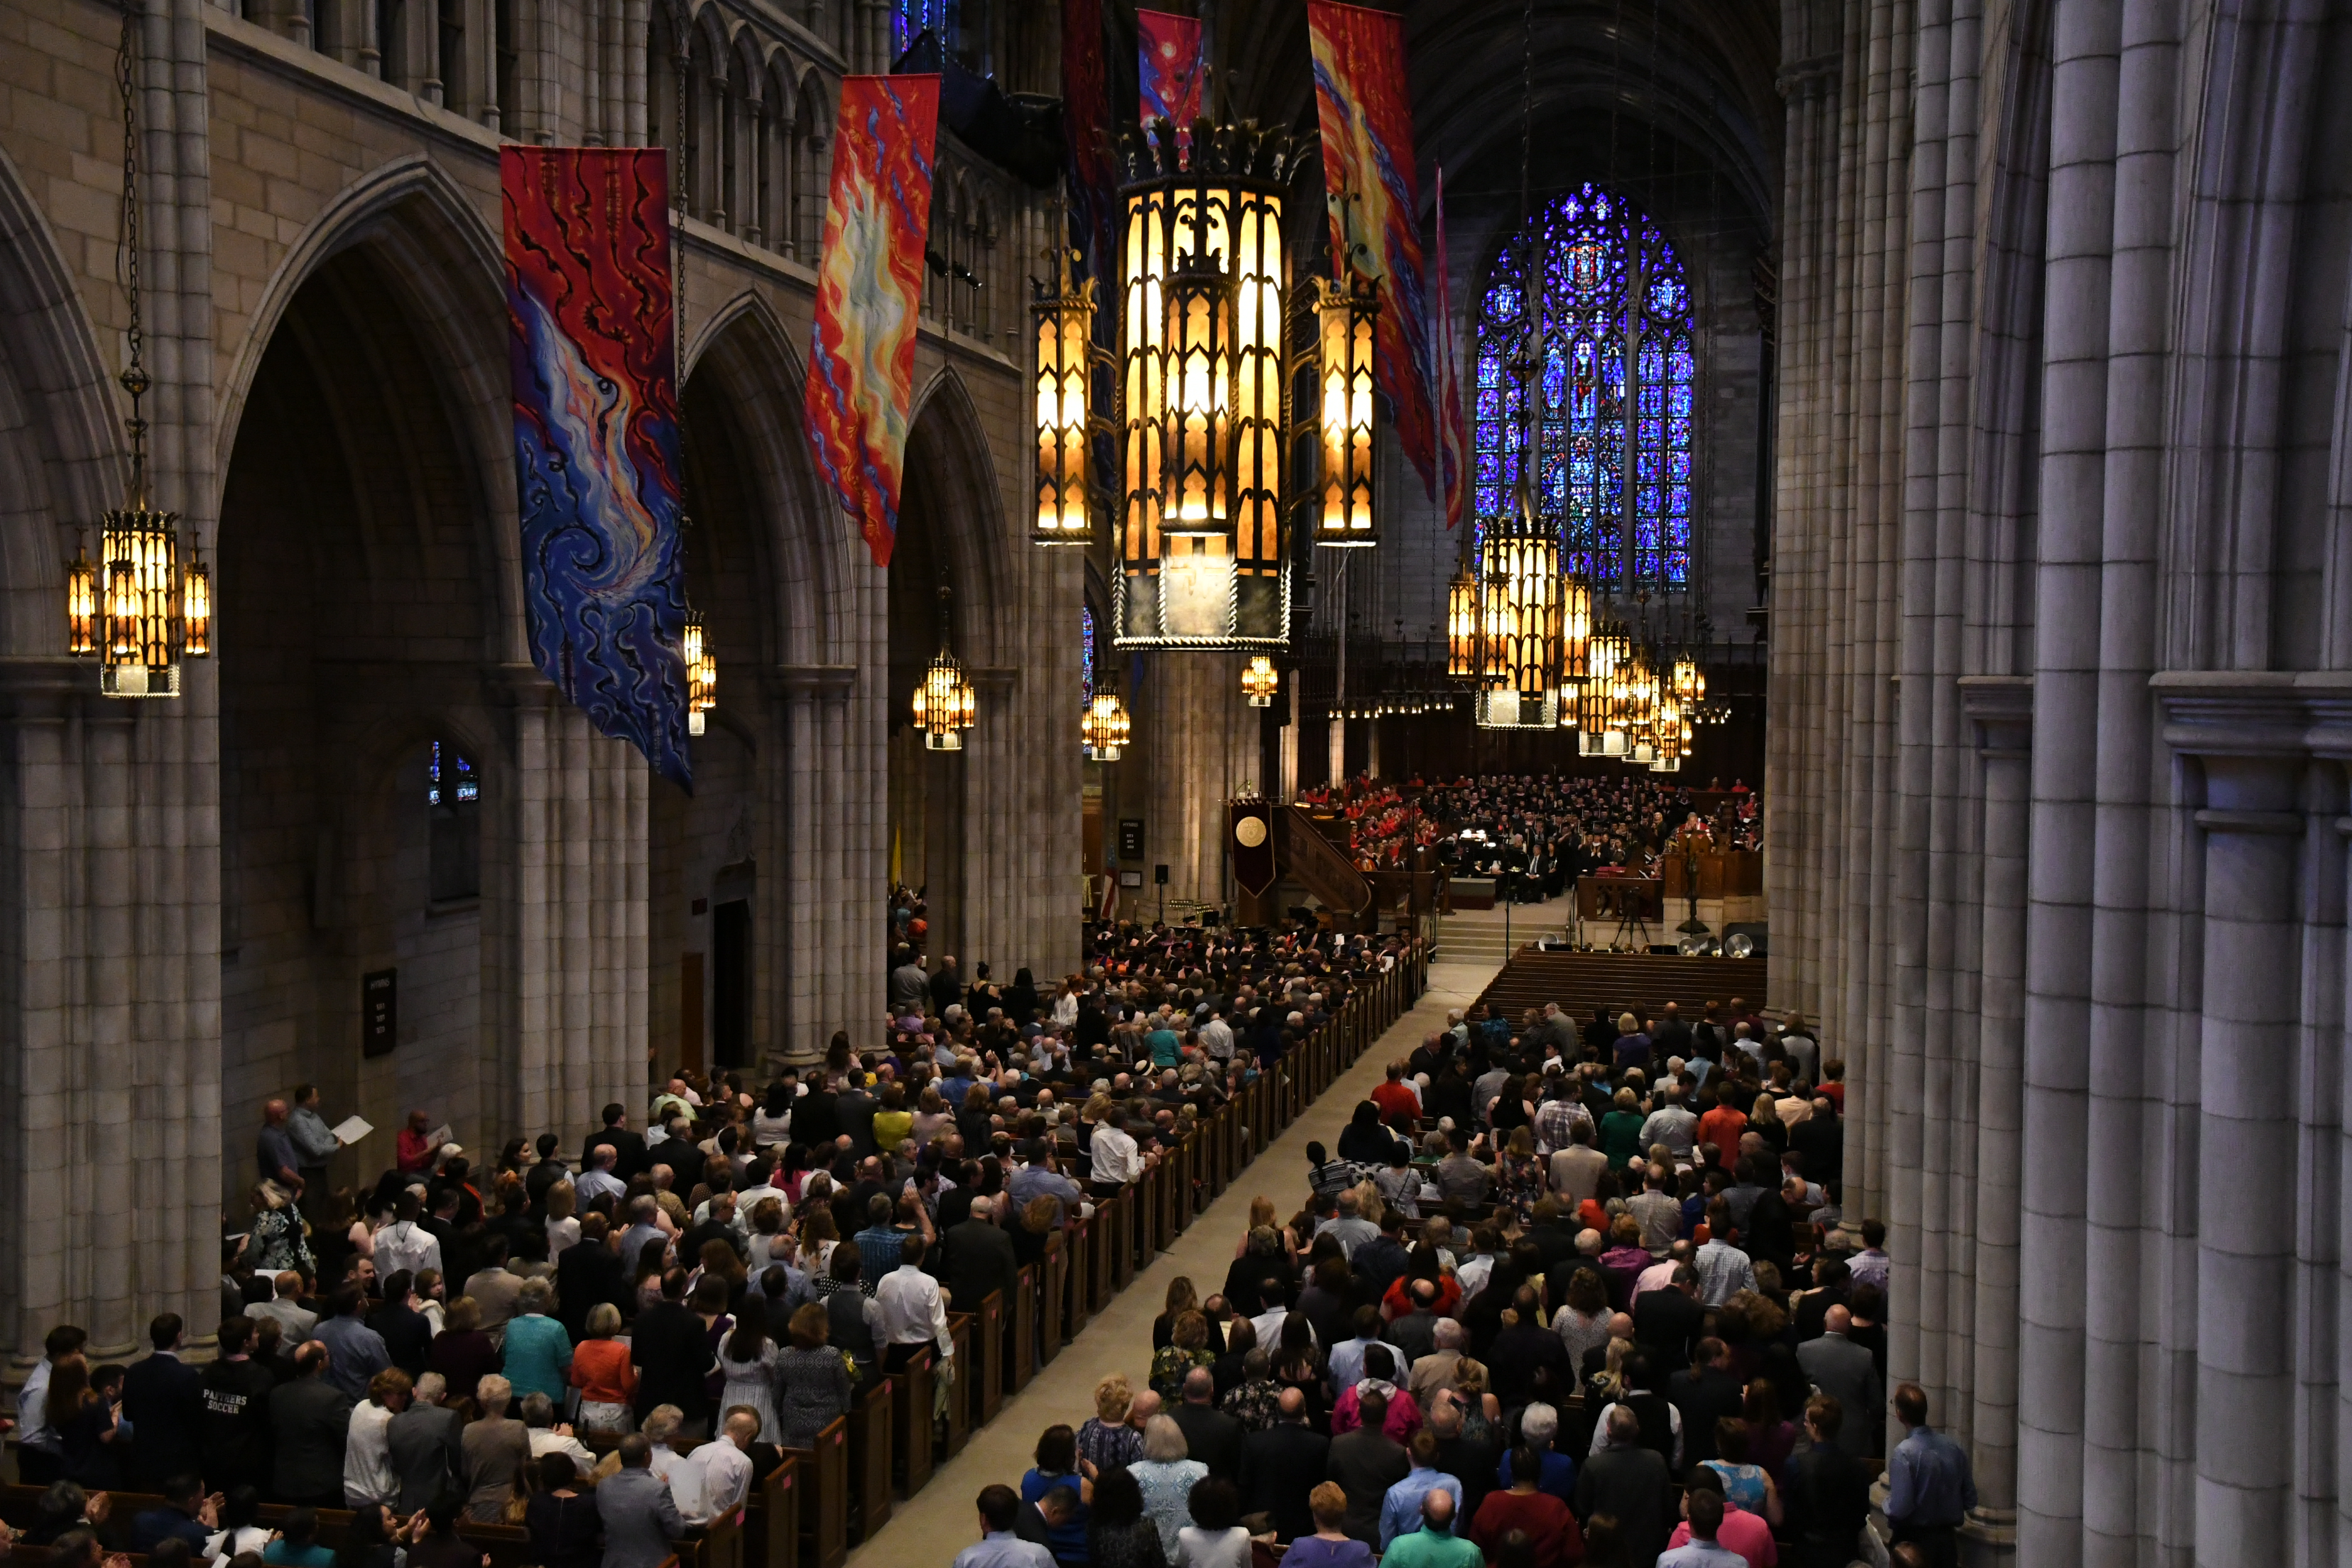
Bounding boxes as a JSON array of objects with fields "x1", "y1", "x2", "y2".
[
  {"x1": 7, "y1": 916, "x2": 1418, "y2": 1568},
  {"x1": 1409, "y1": 776, "x2": 1761, "y2": 900},
  {"x1": 935, "y1": 986, "x2": 1969, "y2": 1568}
]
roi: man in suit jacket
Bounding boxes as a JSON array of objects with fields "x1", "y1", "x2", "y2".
[
  {"x1": 932, "y1": 1205, "x2": 1020, "y2": 1317},
  {"x1": 1796, "y1": 1306, "x2": 1883, "y2": 1460},
  {"x1": 268, "y1": 1344, "x2": 354, "y2": 1508},
  {"x1": 597, "y1": 1435, "x2": 686, "y2": 1568},
  {"x1": 368, "y1": 1274, "x2": 435, "y2": 1378},
  {"x1": 1574, "y1": 1406, "x2": 1672, "y2": 1568},
  {"x1": 1326, "y1": 1389, "x2": 1411, "y2": 1547},
  {"x1": 1169, "y1": 1368, "x2": 1244, "y2": 1481},
  {"x1": 386, "y1": 1371, "x2": 465, "y2": 1512},
  {"x1": 122, "y1": 1313, "x2": 204, "y2": 1489},
  {"x1": 583, "y1": 1106, "x2": 648, "y2": 1182},
  {"x1": 1632, "y1": 1267, "x2": 1705, "y2": 1368},
  {"x1": 1666, "y1": 1338, "x2": 1748, "y2": 1471},
  {"x1": 1783, "y1": 1394, "x2": 1876, "y2": 1568},
  {"x1": 1244, "y1": 1389, "x2": 1331, "y2": 1542},
  {"x1": 630, "y1": 1272, "x2": 715, "y2": 1428}
]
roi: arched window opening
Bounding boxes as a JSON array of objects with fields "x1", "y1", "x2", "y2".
[
  {"x1": 1473, "y1": 182, "x2": 1695, "y2": 587},
  {"x1": 427, "y1": 740, "x2": 482, "y2": 903}
]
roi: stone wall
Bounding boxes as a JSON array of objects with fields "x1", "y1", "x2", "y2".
[{"x1": 0, "y1": 0, "x2": 1075, "y2": 1362}]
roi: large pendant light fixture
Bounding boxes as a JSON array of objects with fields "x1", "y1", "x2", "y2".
[
  {"x1": 1032, "y1": 238, "x2": 1098, "y2": 546},
  {"x1": 1313, "y1": 275, "x2": 1379, "y2": 547},
  {"x1": 1109, "y1": 110, "x2": 1295, "y2": 648},
  {"x1": 683, "y1": 611, "x2": 716, "y2": 735},
  {"x1": 1241, "y1": 653, "x2": 1279, "y2": 707},
  {"x1": 68, "y1": 5, "x2": 210, "y2": 699},
  {"x1": 1082, "y1": 673, "x2": 1132, "y2": 760},
  {"x1": 913, "y1": 585, "x2": 977, "y2": 751}
]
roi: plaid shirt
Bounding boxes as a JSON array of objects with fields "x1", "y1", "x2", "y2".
[
  {"x1": 854, "y1": 1226, "x2": 905, "y2": 1297},
  {"x1": 1534, "y1": 1096, "x2": 1592, "y2": 1155}
]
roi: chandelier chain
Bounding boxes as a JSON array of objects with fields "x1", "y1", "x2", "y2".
[{"x1": 114, "y1": 0, "x2": 150, "y2": 499}]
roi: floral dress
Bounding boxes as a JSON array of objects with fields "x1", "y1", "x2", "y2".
[
  {"x1": 1148, "y1": 1344, "x2": 1214, "y2": 1402},
  {"x1": 1218, "y1": 1377, "x2": 1282, "y2": 1432},
  {"x1": 1496, "y1": 1152, "x2": 1545, "y2": 1224},
  {"x1": 250, "y1": 1203, "x2": 313, "y2": 1274}
]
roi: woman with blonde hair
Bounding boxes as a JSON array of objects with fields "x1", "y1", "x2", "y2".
[
  {"x1": 1076, "y1": 1373, "x2": 1142, "y2": 1472},
  {"x1": 568, "y1": 1303, "x2": 635, "y2": 1434},
  {"x1": 542, "y1": 1182, "x2": 580, "y2": 1262},
  {"x1": 775, "y1": 1304, "x2": 853, "y2": 1449},
  {"x1": 1748, "y1": 1093, "x2": 1788, "y2": 1156}
]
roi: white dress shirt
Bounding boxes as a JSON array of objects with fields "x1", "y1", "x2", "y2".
[
  {"x1": 529, "y1": 1427, "x2": 597, "y2": 1477},
  {"x1": 374, "y1": 1219, "x2": 442, "y2": 1282},
  {"x1": 575, "y1": 1168, "x2": 627, "y2": 1207},
  {"x1": 875, "y1": 1264, "x2": 954, "y2": 1356},
  {"x1": 343, "y1": 1397, "x2": 399, "y2": 1505},
  {"x1": 670, "y1": 1438, "x2": 752, "y2": 1526},
  {"x1": 1089, "y1": 1126, "x2": 1143, "y2": 1185}
]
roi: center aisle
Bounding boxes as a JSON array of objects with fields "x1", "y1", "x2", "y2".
[{"x1": 844, "y1": 926, "x2": 1512, "y2": 1565}]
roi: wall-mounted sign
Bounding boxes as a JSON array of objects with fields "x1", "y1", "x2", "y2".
[{"x1": 362, "y1": 968, "x2": 398, "y2": 1057}]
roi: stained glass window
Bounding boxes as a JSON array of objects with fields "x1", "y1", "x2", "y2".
[
  {"x1": 1472, "y1": 184, "x2": 1695, "y2": 586},
  {"x1": 893, "y1": 0, "x2": 951, "y2": 59},
  {"x1": 427, "y1": 741, "x2": 480, "y2": 902},
  {"x1": 427, "y1": 741, "x2": 478, "y2": 807},
  {"x1": 1081, "y1": 604, "x2": 1097, "y2": 711}
]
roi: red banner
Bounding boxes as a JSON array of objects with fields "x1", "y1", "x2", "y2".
[
  {"x1": 804, "y1": 75, "x2": 941, "y2": 569},
  {"x1": 1137, "y1": 9, "x2": 1203, "y2": 143},
  {"x1": 1434, "y1": 164, "x2": 1468, "y2": 531},
  {"x1": 1307, "y1": 1, "x2": 1437, "y2": 502},
  {"x1": 1062, "y1": 0, "x2": 1117, "y2": 284}
]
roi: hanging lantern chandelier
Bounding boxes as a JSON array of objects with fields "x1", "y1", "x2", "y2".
[
  {"x1": 683, "y1": 611, "x2": 717, "y2": 735},
  {"x1": 1445, "y1": 552, "x2": 1478, "y2": 679},
  {"x1": 1082, "y1": 674, "x2": 1132, "y2": 760},
  {"x1": 913, "y1": 586, "x2": 977, "y2": 751},
  {"x1": 1313, "y1": 275, "x2": 1379, "y2": 547},
  {"x1": 67, "y1": 8, "x2": 210, "y2": 698},
  {"x1": 1031, "y1": 242, "x2": 1098, "y2": 547},
  {"x1": 1578, "y1": 620, "x2": 1631, "y2": 755},
  {"x1": 1241, "y1": 654, "x2": 1279, "y2": 707},
  {"x1": 1108, "y1": 116, "x2": 1297, "y2": 648}
]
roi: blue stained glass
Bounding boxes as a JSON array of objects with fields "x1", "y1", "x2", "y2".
[
  {"x1": 1081, "y1": 605, "x2": 1095, "y2": 718},
  {"x1": 428, "y1": 741, "x2": 478, "y2": 808},
  {"x1": 1470, "y1": 182, "x2": 1698, "y2": 585}
]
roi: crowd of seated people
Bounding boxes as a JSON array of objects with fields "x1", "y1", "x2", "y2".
[
  {"x1": 2, "y1": 916, "x2": 1420, "y2": 1568},
  {"x1": 1416, "y1": 776, "x2": 1761, "y2": 901}
]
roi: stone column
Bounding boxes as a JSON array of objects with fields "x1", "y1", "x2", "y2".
[
  {"x1": 1960, "y1": 676, "x2": 2030, "y2": 1564},
  {"x1": 2153, "y1": 680, "x2": 2308, "y2": 1568}
]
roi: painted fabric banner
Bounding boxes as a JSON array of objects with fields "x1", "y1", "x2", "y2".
[
  {"x1": 1062, "y1": 0, "x2": 1117, "y2": 283},
  {"x1": 1434, "y1": 164, "x2": 1468, "y2": 530},
  {"x1": 1307, "y1": 0, "x2": 1438, "y2": 501},
  {"x1": 805, "y1": 74, "x2": 941, "y2": 569},
  {"x1": 502, "y1": 146, "x2": 693, "y2": 789},
  {"x1": 1137, "y1": 8, "x2": 1203, "y2": 145}
]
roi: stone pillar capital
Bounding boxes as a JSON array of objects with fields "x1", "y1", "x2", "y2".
[{"x1": 1958, "y1": 674, "x2": 2032, "y2": 755}]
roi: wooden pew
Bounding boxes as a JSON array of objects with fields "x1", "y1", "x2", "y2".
[
  {"x1": 687, "y1": 1503, "x2": 747, "y2": 1568},
  {"x1": 1110, "y1": 1189, "x2": 1135, "y2": 1292},
  {"x1": 846, "y1": 1376, "x2": 893, "y2": 1542},
  {"x1": 974, "y1": 1290, "x2": 1005, "y2": 1424},
  {"x1": 1067, "y1": 1212, "x2": 1094, "y2": 1334},
  {"x1": 889, "y1": 1346, "x2": 934, "y2": 1498},
  {"x1": 1040, "y1": 1234, "x2": 1067, "y2": 1362},
  {"x1": 940, "y1": 1312, "x2": 975, "y2": 1458},
  {"x1": 742, "y1": 1454, "x2": 800, "y2": 1568},
  {"x1": 782, "y1": 1415, "x2": 849, "y2": 1568},
  {"x1": 1010, "y1": 1263, "x2": 1037, "y2": 1392},
  {"x1": 1088, "y1": 1200, "x2": 1113, "y2": 1313}
]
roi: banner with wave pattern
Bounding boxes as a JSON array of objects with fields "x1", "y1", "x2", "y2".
[
  {"x1": 1307, "y1": 1, "x2": 1438, "y2": 504},
  {"x1": 805, "y1": 74, "x2": 941, "y2": 570},
  {"x1": 1435, "y1": 164, "x2": 1468, "y2": 531},
  {"x1": 1137, "y1": 10, "x2": 1203, "y2": 137},
  {"x1": 502, "y1": 146, "x2": 693, "y2": 789}
]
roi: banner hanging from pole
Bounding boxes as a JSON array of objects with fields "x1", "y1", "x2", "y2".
[
  {"x1": 804, "y1": 74, "x2": 941, "y2": 569},
  {"x1": 1137, "y1": 8, "x2": 1204, "y2": 147},
  {"x1": 1307, "y1": 0, "x2": 1438, "y2": 502},
  {"x1": 501, "y1": 146, "x2": 694, "y2": 789}
]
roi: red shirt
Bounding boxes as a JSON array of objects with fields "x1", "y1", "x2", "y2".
[
  {"x1": 1698, "y1": 1106, "x2": 1749, "y2": 1164},
  {"x1": 1819, "y1": 1081, "x2": 1846, "y2": 1113},
  {"x1": 1667, "y1": 1505, "x2": 1778, "y2": 1568},
  {"x1": 1370, "y1": 1081, "x2": 1420, "y2": 1128},
  {"x1": 396, "y1": 1126, "x2": 436, "y2": 1174},
  {"x1": 1470, "y1": 1489, "x2": 1584, "y2": 1568}
]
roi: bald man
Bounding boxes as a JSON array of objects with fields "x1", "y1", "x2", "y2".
[
  {"x1": 1242, "y1": 1386, "x2": 1330, "y2": 1543},
  {"x1": 1796, "y1": 1304, "x2": 1882, "y2": 1458}
]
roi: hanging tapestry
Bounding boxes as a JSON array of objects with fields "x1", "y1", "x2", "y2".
[
  {"x1": 1137, "y1": 8, "x2": 1204, "y2": 147},
  {"x1": 1307, "y1": 0, "x2": 1438, "y2": 501},
  {"x1": 805, "y1": 74, "x2": 941, "y2": 569},
  {"x1": 501, "y1": 146, "x2": 693, "y2": 789}
]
